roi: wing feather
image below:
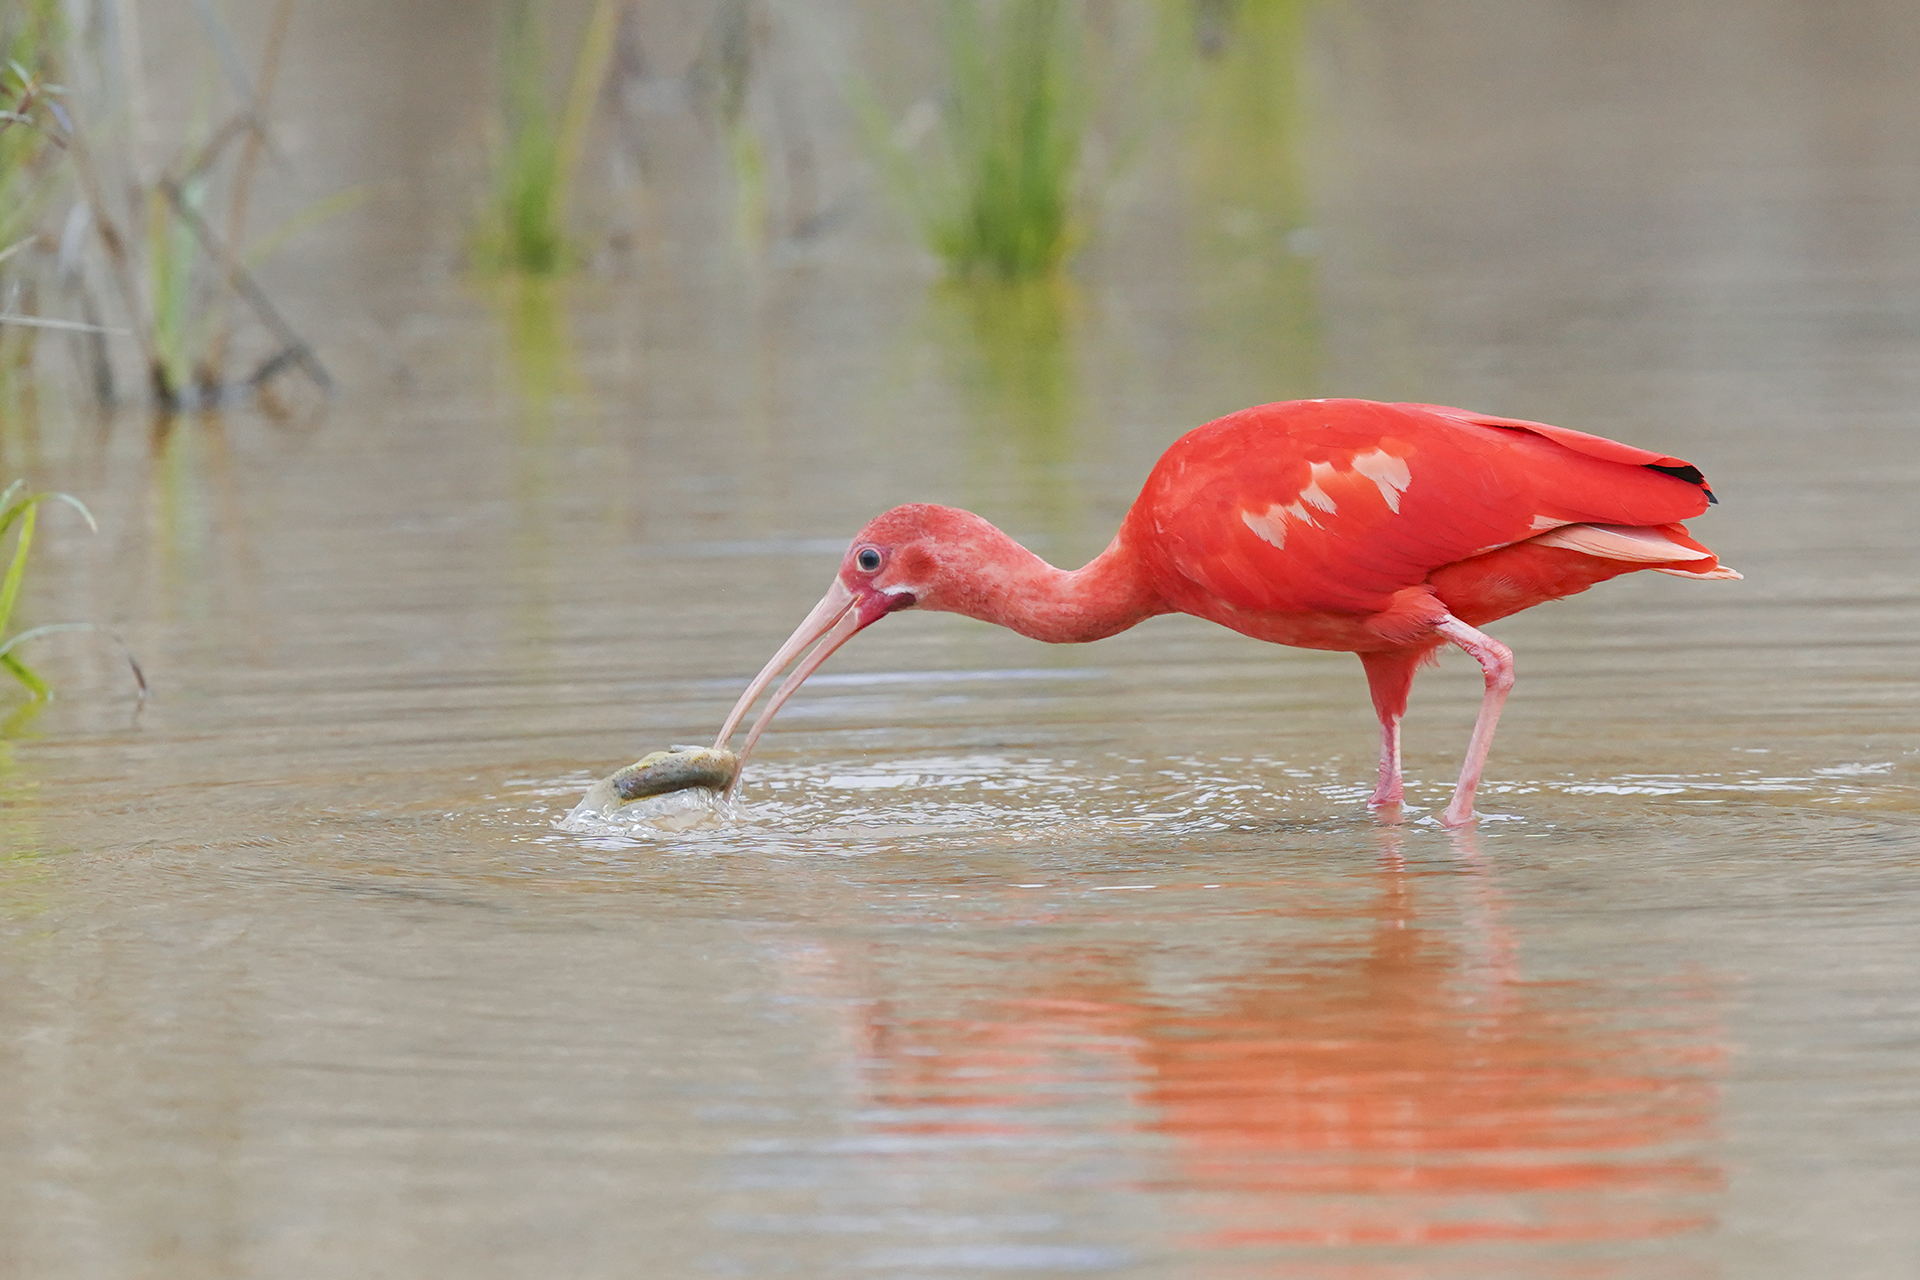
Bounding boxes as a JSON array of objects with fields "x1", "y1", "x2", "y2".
[
  {"x1": 1131, "y1": 400, "x2": 1718, "y2": 617},
  {"x1": 1530, "y1": 523, "x2": 1711, "y2": 562}
]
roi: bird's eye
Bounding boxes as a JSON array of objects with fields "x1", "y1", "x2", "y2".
[{"x1": 856, "y1": 547, "x2": 883, "y2": 573}]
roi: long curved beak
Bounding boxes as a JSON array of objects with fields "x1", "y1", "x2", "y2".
[{"x1": 712, "y1": 578, "x2": 886, "y2": 798}]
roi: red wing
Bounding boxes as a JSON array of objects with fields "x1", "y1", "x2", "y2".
[
  {"x1": 1399, "y1": 403, "x2": 1704, "y2": 474},
  {"x1": 1134, "y1": 400, "x2": 1715, "y2": 617}
]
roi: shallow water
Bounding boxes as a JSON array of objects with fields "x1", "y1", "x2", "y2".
[{"x1": 3, "y1": 2, "x2": 1919, "y2": 1277}]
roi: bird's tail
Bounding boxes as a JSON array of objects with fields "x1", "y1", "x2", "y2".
[{"x1": 1529, "y1": 521, "x2": 1741, "y2": 580}]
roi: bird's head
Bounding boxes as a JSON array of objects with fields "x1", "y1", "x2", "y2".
[{"x1": 711, "y1": 504, "x2": 986, "y2": 793}]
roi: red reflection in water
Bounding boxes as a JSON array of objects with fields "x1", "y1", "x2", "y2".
[{"x1": 802, "y1": 829, "x2": 1724, "y2": 1268}]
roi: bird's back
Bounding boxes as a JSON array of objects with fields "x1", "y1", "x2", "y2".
[{"x1": 1123, "y1": 399, "x2": 1717, "y2": 630}]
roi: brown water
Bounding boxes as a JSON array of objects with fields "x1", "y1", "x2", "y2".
[{"x1": 3, "y1": 2, "x2": 1918, "y2": 1277}]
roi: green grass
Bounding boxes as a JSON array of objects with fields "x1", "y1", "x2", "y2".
[
  {"x1": 0, "y1": 2, "x2": 65, "y2": 252},
  {"x1": 472, "y1": 0, "x2": 618, "y2": 275},
  {"x1": 0, "y1": 481, "x2": 94, "y2": 699},
  {"x1": 0, "y1": 480, "x2": 145, "y2": 704},
  {"x1": 872, "y1": 0, "x2": 1090, "y2": 281},
  {"x1": 0, "y1": 5, "x2": 70, "y2": 390},
  {"x1": 146, "y1": 172, "x2": 207, "y2": 398}
]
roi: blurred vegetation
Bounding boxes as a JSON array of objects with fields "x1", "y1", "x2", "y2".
[
  {"x1": 473, "y1": 0, "x2": 619, "y2": 274},
  {"x1": 490, "y1": 274, "x2": 579, "y2": 417},
  {"x1": 145, "y1": 168, "x2": 210, "y2": 400},
  {"x1": 0, "y1": 4, "x2": 65, "y2": 252},
  {"x1": 934, "y1": 277, "x2": 1082, "y2": 522},
  {"x1": 0, "y1": 5, "x2": 70, "y2": 403},
  {"x1": 1180, "y1": 0, "x2": 1322, "y2": 397},
  {"x1": 0, "y1": 0, "x2": 340, "y2": 413},
  {"x1": 688, "y1": 0, "x2": 775, "y2": 249},
  {"x1": 1187, "y1": 0, "x2": 1311, "y2": 234},
  {"x1": 868, "y1": 0, "x2": 1090, "y2": 281}
]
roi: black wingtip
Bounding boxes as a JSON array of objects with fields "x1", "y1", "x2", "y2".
[
  {"x1": 1647, "y1": 461, "x2": 1716, "y2": 502},
  {"x1": 1646, "y1": 462, "x2": 1706, "y2": 486}
]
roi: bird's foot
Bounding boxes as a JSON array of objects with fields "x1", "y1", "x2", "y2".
[{"x1": 1438, "y1": 799, "x2": 1476, "y2": 828}]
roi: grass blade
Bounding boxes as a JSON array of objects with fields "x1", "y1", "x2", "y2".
[
  {"x1": 0, "y1": 487, "x2": 130, "y2": 701},
  {"x1": 0, "y1": 312, "x2": 132, "y2": 334},
  {"x1": 0, "y1": 622, "x2": 148, "y2": 702},
  {"x1": 0, "y1": 650, "x2": 47, "y2": 699},
  {"x1": 0, "y1": 500, "x2": 36, "y2": 642},
  {"x1": 866, "y1": 0, "x2": 1090, "y2": 281},
  {"x1": 553, "y1": 0, "x2": 618, "y2": 236}
]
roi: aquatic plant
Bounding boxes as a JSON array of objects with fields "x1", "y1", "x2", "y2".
[
  {"x1": 472, "y1": 0, "x2": 619, "y2": 274},
  {"x1": 145, "y1": 169, "x2": 208, "y2": 400},
  {"x1": 870, "y1": 0, "x2": 1090, "y2": 281},
  {"x1": 0, "y1": 7, "x2": 72, "y2": 392},
  {"x1": 0, "y1": 480, "x2": 127, "y2": 700},
  {"x1": 0, "y1": 0, "x2": 339, "y2": 411},
  {"x1": 0, "y1": 4, "x2": 66, "y2": 251},
  {"x1": 688, "y1": 0, "x2": 768, "y2": 247}
]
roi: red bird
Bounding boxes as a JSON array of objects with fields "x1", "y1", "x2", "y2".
[{"x1": 712, "y1": 399, "x2": 1737, "y2": 825}]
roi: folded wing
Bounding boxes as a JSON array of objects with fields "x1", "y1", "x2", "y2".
[{"x1": 1132, "y1": 399, "x2": 1720, "y2": 617}]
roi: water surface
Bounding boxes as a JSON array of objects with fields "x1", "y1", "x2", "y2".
[{"x1": 2, "y1": 2, "x2": 1917, "y2": 1277}]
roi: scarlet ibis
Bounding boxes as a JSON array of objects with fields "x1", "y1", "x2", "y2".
[{"x1": 713, "y1": 399, "x2": 1737, "y2": 825}]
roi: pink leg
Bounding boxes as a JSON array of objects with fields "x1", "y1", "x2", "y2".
[
  {"x1": 1373, "y1": 714, "x2": 1403, "y2": 805},
  {"x1": 1433, "y1": 616, "x2": 1515, "y2": 827},
  {"x1": 1359, "y1": 649, "x2": 1429, "y2": 807}
]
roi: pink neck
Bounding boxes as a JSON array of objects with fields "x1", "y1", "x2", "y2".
[{"x1": 933, "y1": 527, "x2": 1168, "y2": 643}]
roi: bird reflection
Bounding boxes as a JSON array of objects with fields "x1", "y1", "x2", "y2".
[
  {"x1": 1133, "y1": 830, "x2": 1722, "y2": 1254},
  {"x1": 785, "y1": 829, "x2": 1723, "y2": 1266}
]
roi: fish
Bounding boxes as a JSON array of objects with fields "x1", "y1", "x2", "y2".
[{"x1": 604, "y1": 745, "x2": 739, "y2": 803}]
